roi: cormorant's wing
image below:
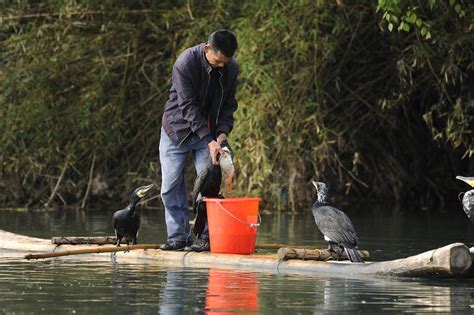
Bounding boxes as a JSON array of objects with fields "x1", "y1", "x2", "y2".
[
  {"x1": 192, "y1": 167, "x2": 210, "y2": 213},
  {"x1": 191, "y1": 163, "x2": 222, "y2": 237},
  {"x1": 132, "y1": 213, "x2": 140, "y2": 231},
  {"x1": 313, "y1": 205, "x2": 359, "y2": 247},
  {"x1": 112, "y1": 211, "x2": 119, "y2": 229}
]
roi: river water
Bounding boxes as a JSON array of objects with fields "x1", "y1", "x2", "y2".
[{"x1": 1, "y1": 202, "x2": 473, "y2": 313}]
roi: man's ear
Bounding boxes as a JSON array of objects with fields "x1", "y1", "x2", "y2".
[{"x1": 204, "y1": 44, "x2": 211, "y2": 53}]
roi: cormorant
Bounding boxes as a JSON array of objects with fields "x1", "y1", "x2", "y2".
[
  {"x1": 311, "y1": 181, "x2": 364, "y2": 263},
  {"x1": 456, "y1": 176, "x2": 474, "y2": 224},
  {"x1": 112, "y1": 184, "x2": 155, "y2": 246},
  {"x1": 192, "y1": 142, "x2": 234, "y2": 239}
]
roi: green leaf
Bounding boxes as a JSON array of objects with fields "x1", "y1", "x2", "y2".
[
  {"x1": 449, "y1": 0, "x2": 455, "y2": 6},
  {"x1": 398, "y1": 22, "x2": 406, "y2": 32},
  {"x1": 415, "y1": 18, "x2": 422, "y2": 27},
  {"x1": 454, "y1": 4, "x2": 461, "y2": 13},
  {"x1": 390, "y1": 15, "x2": 398, "y2": 23},
  {"x1": 425, "y1": 31, "x2": 432, "y2": 40},
  {"x1": 388, "y1": 23, "x2": 393, "y2": 32},
  {"x1": 402, "y1": 23, "x2": 410, "y2": 32},
  {"x1": 421, "y1": 27, "x2": 427, "y2": 36},
  {"x1": 405, "y1": 12, "x2": 417, "y2": 23}
]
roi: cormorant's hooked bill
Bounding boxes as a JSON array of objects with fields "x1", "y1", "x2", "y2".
[
  {"x1": 112, "y1": 184, "x2": 156, "y2": 246},
  {"x1": 456, "y1": 176, "x2": 474, "y2": 188},
  {"x1": 136, "y1": 184, "x2": 155, "y2": 198}
]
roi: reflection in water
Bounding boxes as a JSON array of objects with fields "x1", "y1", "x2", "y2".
[
  {"x1": 158, "y1": 268, "x2": 205, "y2": 314},
  {"x1": 156, "y1": 268, "x2": 259, "y2": 314},
  {"x1": 205, "y1": 269, "x2": 259, "y2": 314},
  {"x1": 318, "y1": 276, "x2": 474, "y2": 313}
]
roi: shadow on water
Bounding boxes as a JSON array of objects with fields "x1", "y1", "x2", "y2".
[{"x1": 0, "y1": 201, "x2": 473, "y2": 313}]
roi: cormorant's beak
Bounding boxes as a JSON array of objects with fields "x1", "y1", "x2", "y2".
[
  {"x1": 137, "y1": 184, "x2": 155, "y2": 198},
  {"x1": 456, "y1": 176, "x2": 474, "y2": 188}
]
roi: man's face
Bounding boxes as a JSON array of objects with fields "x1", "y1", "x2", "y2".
[{"x1": 204, "y1": 44, "x2": 231, "y2": 68}]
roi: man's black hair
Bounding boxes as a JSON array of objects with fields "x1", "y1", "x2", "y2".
[{"x1": 208, "y1": 29, "x2": 238, "y2": 58}]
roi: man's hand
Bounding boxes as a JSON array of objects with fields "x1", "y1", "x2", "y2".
[
  {"x1": 216, "y1": 133, "x2": 227, "y2": 145},
  {"x1": 208, "y1": 140, "x2": 223, "y2": 165}
]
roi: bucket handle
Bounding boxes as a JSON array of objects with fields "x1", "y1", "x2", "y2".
[{"x1": 213, "y1": 201, "x2": 261, "y2": 228}]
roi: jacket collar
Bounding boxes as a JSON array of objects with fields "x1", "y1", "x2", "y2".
[{"x1": 199, "y1": 43, "x2": 224, "y2": 75}]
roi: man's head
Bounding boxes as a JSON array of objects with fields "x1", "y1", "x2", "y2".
[{"x1": 204, "y1": 29, "x2": 238, "y2": 68}]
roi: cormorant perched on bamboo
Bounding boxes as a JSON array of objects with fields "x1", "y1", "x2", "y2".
[
  {"x1": 311, "y1": 181, "x2": 364, "y2": 263},
  {"x1": 190, "y1": 141, "x2": 234, "y2": 251},
  {"x1": 456, "y1": 176, "x2": 474, "y2": 224},
  {"x1": 112, "y1": 184, "x2": 155, "y2": 246}
]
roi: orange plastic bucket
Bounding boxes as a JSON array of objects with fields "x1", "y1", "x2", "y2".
[{"x1": 204, "y1": 197, "x2": 261, "y2": 254}]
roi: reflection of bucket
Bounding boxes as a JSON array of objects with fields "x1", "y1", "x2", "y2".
[
  {"x1": 204, "y1": 197, "x2": 261, "y2": 254},
  {"x1": 205, "y1": 269, "x2": 259, "y2": 313}
]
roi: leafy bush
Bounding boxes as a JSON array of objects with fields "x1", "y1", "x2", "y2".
[{"x1": 0, "y1": 1, "x2": 472, "y2": 210}]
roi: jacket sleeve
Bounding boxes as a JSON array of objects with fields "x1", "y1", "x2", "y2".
[
  {"x1": 173, "y1": 59, "x2": 211, "y2": 140},
  {"x1": 216, "y1": 65, "x2": 239, "y2": 136}
]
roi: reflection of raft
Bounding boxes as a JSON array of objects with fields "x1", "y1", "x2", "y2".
[{"x1": 1, "y1": 229, "x2": 473, "y2": 278}]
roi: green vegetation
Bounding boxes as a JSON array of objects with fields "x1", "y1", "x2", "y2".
[{"x1": 1, "y1": 1, "x2": 472, "y2": 211}]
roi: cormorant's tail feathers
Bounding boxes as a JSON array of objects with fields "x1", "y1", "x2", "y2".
[{"x1": 345, "y1": 248, "x2": 364, "y2": 263}]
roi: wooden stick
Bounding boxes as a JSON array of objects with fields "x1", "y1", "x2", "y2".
[
  {"x1": 278, "y1": 247, "x2": 370, "y2": 261},
  {"x1": 50, "y1": 237, "x2": 318, "y2": 249},
  {"x1": 44, "y1": 157, "x2": 68, "y2": 208},
  {"x1": 81, "y1": 153, "x2": 96, "y2": 209},
  {"x1": 25, "y1": 244, "x2": 161, "y2": 260}
]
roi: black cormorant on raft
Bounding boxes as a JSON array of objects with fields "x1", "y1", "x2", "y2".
[
  {"x1": 311, "y1": 181, "x2": 364, "y2": 263},
  {"x1": 192, "y1": 142, "x2": 234, "y2": 241},
  {"x1": 456, "y1": 176, "x2": 474, "y2": 224},
  {"x1": 112, "y1": 184, "x2": 155, "y2": 246}
]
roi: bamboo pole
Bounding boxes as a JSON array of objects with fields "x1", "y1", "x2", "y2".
[
  {"x1": 278, "y1": 247, "x2": 370, "y2": 261},
  {"x1": 24, "y1": 244, "x2": 161, "y2": 260}
]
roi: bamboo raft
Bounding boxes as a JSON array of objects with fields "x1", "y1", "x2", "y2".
[{"x1": 1, "y1": 229, "x2": 473, "y2": 278}]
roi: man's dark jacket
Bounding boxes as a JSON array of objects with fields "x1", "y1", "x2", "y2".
[{"x1": 162, "y1": 43, "x2": 239, "y2": 146}]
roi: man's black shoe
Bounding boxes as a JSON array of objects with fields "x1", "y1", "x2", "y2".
[
  {"x1": 186, "y1": 238, "x2": 210, "y2": 252},
  {"x1": 160, "y1": 240, "x2": 187, "y2": 251}
]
